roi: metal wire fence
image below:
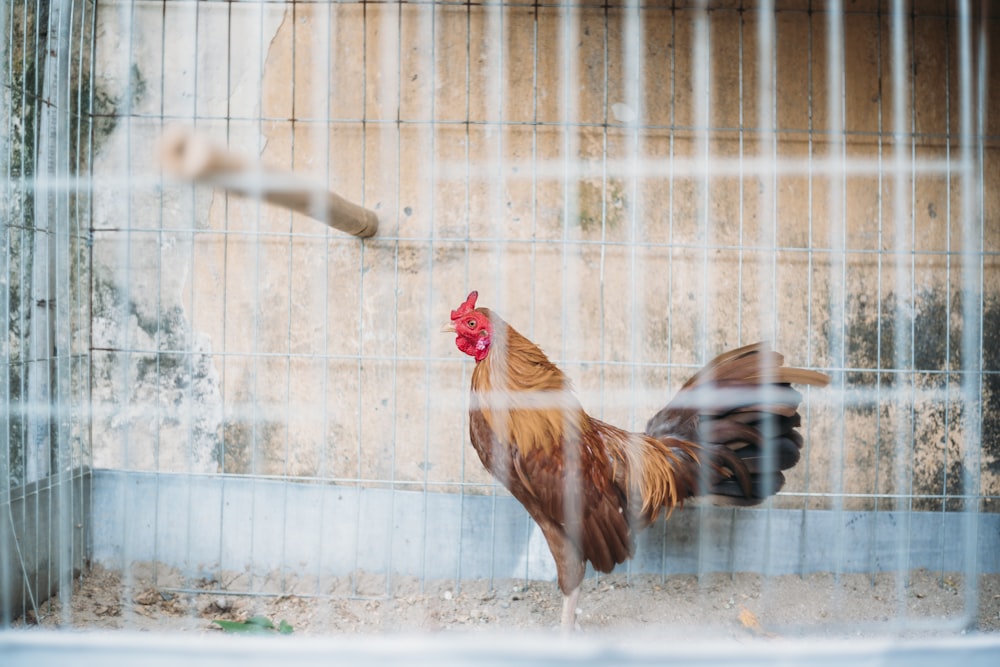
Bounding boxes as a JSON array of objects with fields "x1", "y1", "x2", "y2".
[
  {"x1": 1, "y1": 0, "x2": 94, "y2": 626},
  {"x1": 2, "y1": 0, "x2": 998, "y2": 652}
]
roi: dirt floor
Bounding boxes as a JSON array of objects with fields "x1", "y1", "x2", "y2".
[{"x1": 11, "y1": 563, "x2": 1000, "y2": 640}]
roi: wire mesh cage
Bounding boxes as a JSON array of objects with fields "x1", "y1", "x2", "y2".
[{"x1": 2, "y1": 0, "x2": 999, "y2": 660}]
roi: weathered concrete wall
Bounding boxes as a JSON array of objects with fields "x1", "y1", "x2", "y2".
[{"x1": 89, "y1": 2, "x2": 998, "y2": 510}]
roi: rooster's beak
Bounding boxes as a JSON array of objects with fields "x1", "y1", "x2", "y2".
[{"x1": 441, "y1": 323, "x2": 456, "y2": 333}]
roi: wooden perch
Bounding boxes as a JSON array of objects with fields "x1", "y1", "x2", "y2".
[{"x1": 160, "y1": 127, "x2": 378, "y2": 238}]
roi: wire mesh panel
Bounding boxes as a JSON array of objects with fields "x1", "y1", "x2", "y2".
[
  {"x1": 1, "y1": 0, "x2": 94, "y2": 625},
  {"x1": 2, "y1": 0, "x2": 999, "y2": 652}
]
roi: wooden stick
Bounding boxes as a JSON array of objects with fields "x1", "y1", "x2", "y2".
[{"x1": 160, "y1": 127, "x2": 378, "y2": 238}]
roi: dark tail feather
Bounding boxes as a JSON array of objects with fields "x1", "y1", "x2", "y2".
[
  {"x1": 645, "y1": 343, "x2": 828, "y2": 506},
  {"x1": 708, "y1": 472, "x2": 787, "y2": 506}
]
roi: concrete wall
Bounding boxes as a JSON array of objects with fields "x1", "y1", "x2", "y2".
[{"x1": 88, "y1": 2, "x2": 998, "y2": 511}]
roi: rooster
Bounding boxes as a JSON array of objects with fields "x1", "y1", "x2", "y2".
[{"x1": 444, "y1": 291, "x2": 829, "y2": 632}]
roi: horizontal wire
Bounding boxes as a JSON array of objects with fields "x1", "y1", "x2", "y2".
[
  {"x1": 78, "y1": 232, "x2": 1000, "y2": 259},
  {"x1": 5, "y1": 153, "x2": 980, "y2": 201},
  {"x1": 89, "y1": 111, "x2": 1000, "y2": 143},
  {"x1": 111, "y1": 0, "x2": 970, "y2": 14},
  {"x1": 92, "y1": 468, "x2": 1000, "y2": 503},
  {"x1": 77, "y1": 348, "x2": 998, "y2": 376}
]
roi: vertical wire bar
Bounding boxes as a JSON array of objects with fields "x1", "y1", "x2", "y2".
[
  {"x1": 215, "y1": 0, "x2": 230, "y2": 599},
  {"x1": 455, "y1": 0, "x2": 472, "y2": 592},
  {"x1": 196, "y1": 0, "x2": 219, "y2": 597},
  {"x1": 29, "y1": 0, "x2": 64, "y2": 490},
  {"x1": 890, "y1": 0, "x2": 914, "y2": 620},
  {"x1": 28, "y1": 2, "x2": 40, "y2": 614},
  {"x1": 0, "y1": 0, "x2": 8, "y2": 626},
  {"x1": 316, "y1": 0, "x2": 333, "y2": 600},
  {"x1": 735, "y1": 6, "x2": 745, "y2": 349},
  {"x1": 939, "y1": 2, "x2": 954, "y2": 582},
  {"x1": 19, "y1": 0, "x2": 34, "y2": 619},
  {"x1": 659, "y1": 3, "x2": 678, "y2": 584},
  {"x1": 486, "y1": 0, "x2": 519, "y2": 584},
  {"x1": 59, "y1": 0, "x2": 73, "y2": 623},
  {"x1": 969, "y1": 1, "x2": 988, "y2": 624},
  {"x1": 559, "y1": 2, "x2": 579, "y2": 367},
  {"x1": 248, "y1": 0, "x2": 267, "y2": 597},
  {"x1": 597, "y1": 0, "x2": 608, "y2": 590},
  {"x1": 598, "y1": 0, "x2": 608, "y2": 425},
  {"x1": 417, "y1": 0, "x2": 435, "y2": 594},
  {"x1": 38, "y1": 0, "x2": 56, "y2": 618},
  {"x1": 351, "y1": 0, "x2": 369, "y2": 599},
  {"x1": 85, "y1": 0, "x2": 97, "y2": 580},
  {"x1": 386, "y1": 0, "x2": 403, "y2": 600},
  {"x1": 0, "y1": 0, "x2": 12, "y2": 626},
  {"x1": 39, "y1": 0, "x2": 53, "y2": 589},
  {"x1": 558, "y1": 0, "x2": 583, "y2": 598},
  {"x1": 82, "y1": 0, "x2": 97, "y2": 622},
  {"x1": 15, "y1": 0, "x2": 30, "y2": 622},
  {"x1": 484, "y1": 2, "x2": 500, "y2": 590},
  {"x1": 691, "y1": 0, "x2": 711, "y2": 588},
  {"x1": 16, "y1": 0, "x2": 31, "y2": 621},
  {"x1": 35, "y1": 0, "x2": 46, "y2": 617},
  {"x1": 825, "y1": 0, "x2": 849, "y2": 614},
  {"x1": 150, "y1": 0, "x2": 167, "y2": 594},
  {"x1": 521, "y1": 0, "x2": 544, "y2": 588},
  {"x1": 755, "y1": 0, "x2": 779, "y2": 606},
  {"x1": 118, "y1": 0, "x2": 138, "y2": 626},
  {"x1": 727, "y1": 0, "x2": 745, "y2": 582},
  {"x1": 905, "y1": 2, "x2": 919, "y2": 600},
  {"x1": 755, "y1": 1, "x2": 778, "y2": 343},
  {"x1": 73, "y1": 0, "x2": 90, "y2": 600},
  {"x1": 280, "y1": 0, "x2": 298, "y2": 598},
  {"x1": 418, "y1": 0, "x2": 440, "y2": 593},
  {"x1": 67, "y1": 0, "x2": 84, "y2": 620},
  {"x1": 798, "y1": 0, "x2": 817, "y2": 577},
  {"x1": 692, "y1": 2, "x2": 710, "y2": 365},
  {"x1": 527, "y1": 2, "x2": 538, "y2": 342},
  {"x1": 956, "y1": 0, "x2": 984, "y2": 626},
  {"x1": 457, "y1": 0, "x2": 474, "y2": 596},
  {"x1": 622, "y1": 0, "x2": 642, "y2": 587},
  {"x1": 476, "y1": 0, "x2": 503, "y2": 594},
  {"x1": 52, "y1": 0, "x2": 75, "y2": 624},
  {"x1": 870, "y1": 0, "x2": 886, "y2": 586},
  {"x1": 64, "y1": 0, "x2": 74, "y2": 605},
  {"x1": 579, "y1": 0, "x2": 608, "y2": 598},
  {"x1": 626, "y1": 1, "x2": 642, "y2": 418},
  {"x1": 225, "y1": 0, "x2": 245, "y2": 597}
]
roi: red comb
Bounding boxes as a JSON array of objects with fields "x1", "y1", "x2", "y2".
[{"x1": 450, "y1": 291, "x2": 479, "y2": 320}]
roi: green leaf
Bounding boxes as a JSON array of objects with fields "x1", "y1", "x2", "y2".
[
  {"x1": 245, "y1": 616, "x2": 276, "y2": 629},
  {"x1": 212, "y1": 616, "x2": 293, "y2": 635},
  {"x1": 213, "y1": 619, "x2": 272, "y2": 634}
]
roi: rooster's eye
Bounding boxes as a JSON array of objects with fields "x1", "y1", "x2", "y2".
[{"x1": 467, "y1": 319, "x2": 477, "y2": 329}]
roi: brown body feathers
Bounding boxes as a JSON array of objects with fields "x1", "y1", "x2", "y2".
[{"x1": 465, "y1": 307, "x2": 829, "y2": 598}]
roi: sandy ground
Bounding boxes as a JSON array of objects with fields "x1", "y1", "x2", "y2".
[{"x1": 11, "y1": 564, "x2": 1000, "y2": 640}]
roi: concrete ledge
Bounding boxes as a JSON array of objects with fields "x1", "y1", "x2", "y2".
[{"x1": 90, "y1": 469, "x2": 999, "y2": 584}]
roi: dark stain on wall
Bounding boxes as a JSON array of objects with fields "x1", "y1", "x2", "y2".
[
  {"x1": 832, "y1": 288, "x2": 999, "y2": 511},
  {"x1": 92, "y1": 276, "x2": 224, "y2": 470}
]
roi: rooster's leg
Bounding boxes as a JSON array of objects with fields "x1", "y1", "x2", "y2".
[{"x1": 560, "y1": 586, "x2": 580, "y2": 634}]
